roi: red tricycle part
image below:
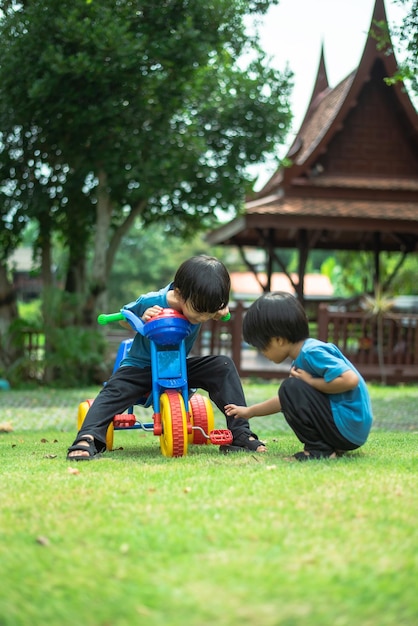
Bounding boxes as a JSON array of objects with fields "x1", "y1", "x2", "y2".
[
  {"x1": 113, "y1": 414, "x2": 136, "y2": 428},
  {"x1": 208, "y1": 429, "x2": 233, "y2": 445}
]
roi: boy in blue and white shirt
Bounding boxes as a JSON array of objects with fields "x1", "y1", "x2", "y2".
[{"x1": 225, "y1": 291, "x2": 373, "y2": 461}]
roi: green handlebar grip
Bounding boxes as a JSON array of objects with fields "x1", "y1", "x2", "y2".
[
  {"x1": 97, "y1": 312, "x2": 124, "y2": 325},
  {"x1": 98, "y1": 310, "x2": 230, "y2": 324}
]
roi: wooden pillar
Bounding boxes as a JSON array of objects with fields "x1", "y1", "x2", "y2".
[{"x1": 231, "y1": 302, "x2": 243, "y2": 374}]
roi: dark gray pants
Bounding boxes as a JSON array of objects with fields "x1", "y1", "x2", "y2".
[
  {"x1": 279, "y1": 377, "x2": 358, "y2": 455},
  {"x1": 75, "y1": 355, "x2": 256, "y2": 451}
]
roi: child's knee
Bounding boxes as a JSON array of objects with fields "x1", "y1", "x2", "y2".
[
  {"x1": 212, "y1": 354, "x2": 235, "y2": 368},
  {"x1": 279, "y1": 376, "x2": 303, "y2": 404}
]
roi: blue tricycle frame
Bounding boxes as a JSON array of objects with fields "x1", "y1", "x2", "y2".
[{"x1": 77, "y1": 308, "x2": 233, "y2": 457}]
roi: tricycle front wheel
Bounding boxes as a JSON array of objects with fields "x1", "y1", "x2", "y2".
[{"x1": 159, "y1": 390, "x2": 188, "y2": 457}]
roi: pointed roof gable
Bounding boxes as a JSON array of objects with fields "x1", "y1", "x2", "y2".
[
  {"x1": 355, "y1": 0, "x2": 417, "y2": 129},
  {"x1": 257, "y1": 0, "x2": 418, "y2": 197},
  {"x1": 288, "y1": 43, "x2": 330, "y2": 157},
  {"x1": 261, "y1": 43, "x2": 334, "y2": 193}
]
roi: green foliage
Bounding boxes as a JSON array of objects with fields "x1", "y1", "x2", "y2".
[
  {"x1": 360, "y1": 287, "x2": 398, "y2": 386},
  {"x1": 370, "y1": 0, "x2": 418, "y2": 97},
  {"x1": 321, "y1": 251, "x2": 418, "y2": 297},
  {"x1": 17, "y1": 299, "x2": 43, "y2": 329},
  {"x1": 0, "y1": 0, "x2": 293, "y2": 311},
  {"x1": 387, "y1": 254, "x2": 418, "y2": 293},
  {"x1": 1, "y1": 315, "x2": 106, "y2": 388},
  {"x1": 107, "y1": 222, "x2": 228, "y2": 309},
  {"x1": 40, "y1": 288, "x2": 108, "y2": 386},
  {"x1": 0, "y1": 317, "x2": 29, "y2": 380},
  {"x1": 43, "y1": 326, "x2": 107, "y2": 387},
  {"x1": 321, "y1": 252, "x2": 372, "y2": 297}
]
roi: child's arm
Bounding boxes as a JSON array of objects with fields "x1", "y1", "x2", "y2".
[
  {"x1": 290, "y1": 366, "x2": 359, "y2": 393},
  {"x1": 225, "y1": 396, "x2": 281, "y2": 420}
]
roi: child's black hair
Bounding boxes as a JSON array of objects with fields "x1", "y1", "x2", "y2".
[
  {"x1": 173, "y1": 255, "x2": 230, "y2": 313},
  {"x1": 243, "y1": 292, "x2": 309, "y2": 350}
]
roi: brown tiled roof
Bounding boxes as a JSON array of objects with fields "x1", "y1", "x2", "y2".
[
  {"x1": 246, "y1": 197, "x2": 418, "y2": 222},
  {"x1": 291, "y1": 176, "x2": 418, "y2": 191},
  {"x1": 293, "y1": 74, "x2": 355, "y2": 165}
]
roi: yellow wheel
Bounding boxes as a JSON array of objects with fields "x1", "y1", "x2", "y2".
[
  {"x1": 189, "y1": 394, "x2": 215, "y2": 445},
  {"x1": 76, "y1": 398, "x2": 114, "y2": 451},
  {"x1": 77, "y1": 399, "x2": 93, "y2": 430},
  {"x1": 160, "y1": 390, "x2": 188, "y2": 457},
  {"x1": 105, "y1": 421, "x2": 114, "y2": 451}
]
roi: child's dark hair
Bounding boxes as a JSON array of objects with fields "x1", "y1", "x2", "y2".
[
  {"x1": 173, "y1": 255, "x2": 230, "y2": 313},
  {"x1": 243, "y1": 292, "x2": 309, "y2": 350}
]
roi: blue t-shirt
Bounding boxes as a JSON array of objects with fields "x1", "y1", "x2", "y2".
[
  {"x1": 293, "y1": 338, "x2": 373, "y2": 446},
  {"x1": 119, "y1": 283, "x2": 200, "y2": 369}
]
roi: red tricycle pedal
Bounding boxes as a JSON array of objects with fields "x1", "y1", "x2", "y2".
[{"x1": 113, "y1": 414, "x2": 137, "y2": 429}]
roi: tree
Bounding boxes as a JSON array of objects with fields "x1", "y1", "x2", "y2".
[
  {"x1": 321, "y1": 251, "x2": 418, "y2": 298},
  {"x1": 361, "y1": 286, "x2": 395, "y2": 386},
  {"x1": 0, "y1": 0, "x2": 293, "y2": 323},
  {"x1": 0, "y1": 148, "x2": 29, "y2": 370},
  {"x1": 107, "y1": 223, "x2": 229, "y2": 311},
  {"x1": 372, "y1": 0, "x2": 418, "y2": 96}
]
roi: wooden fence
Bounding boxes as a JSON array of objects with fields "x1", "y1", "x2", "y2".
[
  {"x1": 317, "y1": 304, "x2": 418, "y2": 383},
  {"x1": 21, "y1": 302, "x2": 418, "y2": 384},
  {"x1": 193, "y1": 302, "x2": 418, "y2": 384}
]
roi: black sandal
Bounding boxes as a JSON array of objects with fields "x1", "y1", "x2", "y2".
[
  {"x1": 292, "y1": 450, "x2": 337, "y2": 461},
  {"x1": 220, "y1": 432, "x2": 266, "y2": 454},
  {"x1": 66, "y1": 435, "x2": 101, "y2": 461}
]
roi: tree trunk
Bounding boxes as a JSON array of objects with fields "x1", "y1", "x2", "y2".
[
  {"x1": 376, "y1": 314, "x2": 387, "y2": 386},
  {"x1": 40, "y1": 232, "x2": 55, "y2": 384},
  {"x1": 84, "y1": 169, "x2": 113, "y2": 324},
  {"x1": 0, "y1": 261, "x2": 21, "y2": 370},
  {"x1": 85, "y1": 173, "x2": 146, "y2": 323},
  {"x1": 65, "y1": 250, "x2": 86, "y2": 295}
]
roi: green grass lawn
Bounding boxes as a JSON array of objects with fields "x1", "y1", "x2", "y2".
[{"x1": 1, "y1": 382, "x2": 418, "y2": 626}]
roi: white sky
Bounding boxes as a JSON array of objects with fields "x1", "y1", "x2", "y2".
[{"x1": 252, "y1": 0, "x2": 410, "y2": 186}]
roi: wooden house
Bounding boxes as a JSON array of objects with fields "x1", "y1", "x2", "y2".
[
  {"x1": 207, "y1": 0, "x2": 418, "y2": 299},
  {"x1": 203, "y1": 0, "x2": 418, "y2": 382}
]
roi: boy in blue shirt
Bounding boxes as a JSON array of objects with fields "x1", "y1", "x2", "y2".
[
  {"x1": 67, "y1": 255, "x2": 266, "y2": 460},
  {"x1": 225, "y1": 291, "x2": 373, "y2": 461}
]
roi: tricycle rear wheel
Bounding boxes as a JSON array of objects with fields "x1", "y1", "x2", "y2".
[
  {"x1": 77, "y1": 398, "x2": 114, "y2": 451},
  {"x1": 189, "y1": 394, "x2": 215, "y2": 444}
]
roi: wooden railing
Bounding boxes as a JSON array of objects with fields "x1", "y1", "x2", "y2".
[
  {"x1": 193, "y1": 302, "x2": 418, "y2": 383},
  {"x1": 22, "y1": 330, "x2": 45, "y2": 380},
  {"x1": 317, "y1": 304, "x2": 418, "y2": 383},
  {"x1": 20, "y1": 302, "x2": 418, "y2": 384}
]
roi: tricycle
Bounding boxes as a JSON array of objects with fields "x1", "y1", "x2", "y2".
[{"x1": 77, "y1": 307, "x2": 233, "y2": 457}]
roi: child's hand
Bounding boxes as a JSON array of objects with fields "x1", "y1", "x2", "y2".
[
  {"x1": 224, "y1": 403, "x2": 251, "y2": 419},
  {"x1": 142, "y1": 306, "x2": 164, "y2": 322},
  {"x1": 289, "y1": 366, "x2": 315, "y2": 384},
  {"x1": 291, "y1": 366, "x2": 359, "y2": 393}
]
